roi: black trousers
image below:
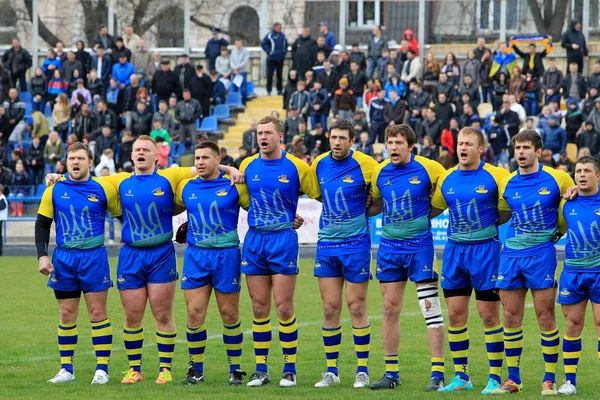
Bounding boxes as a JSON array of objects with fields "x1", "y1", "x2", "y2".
[
  {"x1": 11, "y1": 71, "x2": 27, "y2": 92},
  {"x1": 266, "y1": 59, "x2": 284, "y2": 94}
]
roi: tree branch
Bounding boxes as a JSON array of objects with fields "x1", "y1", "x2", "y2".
[
  {"x1": 527, "y1": 0, "x2": 548, "y2": 34},
  {"x1": 139, "y1": 5, "x2": 181, "y2": 33},
  {"x1": 543, "y1": 0, "x2": 553, "y2": 27},
  {"x1": 23, "y1": 0, "x2": 64, "y2": 46},
  {"x1": 190, "y1": 15, "x2": 232, "y2": 36},
  {"x1": 131, "y1": 0, "x2": 154, "y2": 33}
]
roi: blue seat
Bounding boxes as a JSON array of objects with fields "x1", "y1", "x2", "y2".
[
  {"x1": 226, "y1": 92, "x2": 242, "y2": 108},
  {"x1": 44, "y1": 104, "x2": 52, "y2": 118},
  {"x1": 199, "y1": 116, "x2": 218, "y2": 133},
  {"x1": 20, "y1": 91, "x2": 32, "y2": 104},
  {"x1": 25, "y1": 102, "x2": 33, "y2": 116},
  {"x1": 213, "y1": 104, "x2": 231, "y2": 120},
  {"x1": 22, "y1": 142, "x2": 31, "y2": 152},
  {"x1": 247, "y1": 81, "x2": 255, "y2": 95},
  {"x1": 35, "y1": 183, "x2": 46, "y2": 197}
]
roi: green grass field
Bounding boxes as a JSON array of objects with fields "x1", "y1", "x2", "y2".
[{"x1": 2, "y1": 257, "x2": 600, "y2": 399}]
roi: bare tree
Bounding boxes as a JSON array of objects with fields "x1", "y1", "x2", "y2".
[
  {"x1": 23, "y1": 0, "x2": 63, "y2": 46},
  {"x1": 527, "y1": 0, "x2": 569, "y2": 40}
]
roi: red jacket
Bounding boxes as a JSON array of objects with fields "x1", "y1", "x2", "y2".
[
  {"x1": 404, "y1": 29, "x2": 419, "y2": 56},
  {"x1": 441, "y1": 129, "x2": 455, "y2": 158}
]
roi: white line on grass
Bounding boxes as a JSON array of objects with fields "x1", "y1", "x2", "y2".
[{"x1": 5, "y1": 304, "x2": 534, "y2": 365}]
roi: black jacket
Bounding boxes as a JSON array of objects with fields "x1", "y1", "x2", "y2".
[
  {"x1": 26, "y1": 143, "x2": 44, "y2": 169},
  {"x1": 495, "y1": 109, "x2": 521, "y2": 137},
  {"x1": 75, "y1": 49, "x2": 91, "y2": 77},
  {"x1": 417, "y1": 118, "x2": 443, "y2": 145},
  {"x1": 90, "y1": 54, "x2": 112, "y2": 82},
  {"x1": 152, "y1": 69, "x2": 177, "y2": 99},
  {"x1": 384, "y1": 100, "x2": 406, "y2": 125},
  {"x1": 542, "y1": 68, "x2": 563, "y2": 92},
  {"x1": 30, "y1": 75, "x2": 47, "y2": 97},
  {"x1": 92, "y1": 109, "x2": 118, "y2": 137},
  {"x1": 173, "y1": 63, "x2": 196, "y2": 97},
  {"x1": 110, "y1": 45, "x2": 132, "y2": 65},
  {"x1": 513, "y1": 45, "x2": 547, "y2": 78},
  {"x1": 577, "y1": 128, "x2": 599, "y2": 155},
  {"x1": 347, "y1": 71, "x2": 368, "y2": 97},
  {"x1": 118, "y1": 140, "x2": 133, "y2": 169},
  {"x1": 131, "y1": 111, "x2": 153, "y2": 136},
  {"x1": 349, "y1": 51, "x2": 367, "y2": 72},
  {"x1": 190, "y1": 73, "x2": 213, "y2": 115},
  {"x1": 73, "y1": 112, "x2": 97, "y2": 140},
  {"x1": 95, "y1": 135, "x2": 118, "y2": 165},
  {"x1": 407, "y1": 91, "x2": 430, "y2": 112},
  {"x1": 318, "y1": 69, "x2": 339, "y2": 96},
  {"x1": 87, "y1": 78, "x2": 105, "y2": 100},
  {"x1": 561, "y1": 20, "x2": 588, "y2": 62},
  {"x1": 93, "y1": 34, "x2": 116, "y2": 52},
  {"x1": 292, "y1": 35, "x2": 318, "y2": 77},
  {"x1": 435, "y1": 102, "x2": 454, "y2": 130},
  {"x1": 1, "y1": 47, "x2": 32, "y2": 75}
]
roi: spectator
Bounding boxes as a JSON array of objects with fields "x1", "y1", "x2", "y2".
[
  {"x1": 389, "y1": 49, "x2": 403, "y2": 74},
  {"x1": 30, "y1": 67, "x2": 47, "y2": 113},
  {"x1": 8, "y1": 117, "x2": 31, "y2": 154},
  {"x1": 230, "y1": 39, "x2": 249, "y2": 104},
  {"x1": 9, "y1": 160, "x2": 29, "y2": 216},
  {"x1": 175, "y1": 89, "x2": 201, "y2": 144},
  {"x1": 71, "y1": 79, "x2": 92, "y2": 106},
  {"x1": 420, "y1": 135, "x2": 438, "y2": 160},
  {"x1": 355, "y1": 131, "x2": 374, "y2": 156},
  {"x1": 589, "y1": 62, "x2": 600, "y2": 92},
  {"x1": 87, "y1": 69, "x2": 105, "y2": 101},
  {"x1": 54, "y1": 159, "x2": 67, "y2": 175},
  {"x1": 435, "y1": 92, "x2": 454, "y2": 130},
  {"x1": 43, "y1": 131, "x2": 64, "y2": 174},
  {"x1": 509, "y1": 95, "x2": 526, "y2": 124},
  {"x1": 383, "y1": 89, "x2": 405, "y2": 129},
  {"x1": 542, "y1": 58, "x2": 563, "y2": 104},
  {"x1": 398, "y1": 40, "x2": 410, "y2": 63},
  {"x1": 539, "y1": 149, "x2": 556, "y2": 168},
  {"x1": 352, "y1": 111, "x2": 368, "y2": 135},
  {"x1": 363, "y1": 79, "x2": 380, "y2": 109},
  {"x1": 52, "y1": 93, "x2": 71, "y2": 142},
  {"x1": 242, "y1": 119, "x2": 259, "y2": 155},
  {"x1": 367, "y1": 89, "x2": 387, "y2": 144},
  {"x1": 336, "y1": 50, "x2": 351, "y2": 77},
  {"x1": 407, "y1": 80, "x2": 430, "y2": 123},
  {"x1": 74, "y1": 41, "x2": 91, "y2": 80},
  {"x1": 62, "y1": 51, "x2": 82, "y2": 83},
  {"x1": 283, "y1": 109, "x2": 302, "y2": 145},
  {"x1": 136, "y1": 87, "x2": 153, "y2": 111},
  {"x1": 67, "y1": 69, "x2": 83, "y2": 98},
  {"x1": 480, "y1": 48, "x2": 494, "y2": 104},
  {"x1": 42, "y1": 49, "x2": 62, "y2": 81},
  {"x1": 150, "y1": 119, "x2": 171, "y2": 144},
  {"x1": 153, "y1": 100, "x2": 175, "y2": 135},
  {"x1": 234, "y1": 147, "x2": 248, "y2": 169},
  {"x1": 375, "y1": 47, "x2": 391, "y2": 84},
  {"x1": 509, "y1": 66, "x2": 525, "y2": 104},
  {"x1": 117, "y1": 131, "x2": 134, "y2": 170},
  {"x1": 26, "y1": 135, "x2": 45, "y2": 185},
  {"x1": 173, "y1": 54, "x2": 195, "y2": 98},
  {"x1": 555, "y1": 150, "x2": 575, "y2": 176},
  {"x1": 1, "y1": 38, "x2": 31, "y2": 92},
  {"x1": 561, "y1": 19, "x2": 588, "y2": 73},
  {"x1": 219, "y1": 147, "x2": 234, "y2": 166},
  {"x1": 0, "y1": 64, "x2": 11, "y2": 105},
  {"x1": 400, "y1": 50, "x2": 422, "y2": 85},
  {"x1": 93, "y1": 148, "x2": 116, "y2": 176},
  {"x1": 94, "y1": 125, "x2": 118, "y2": 165},
  {"x1": 112, "y1": 54, "x2": 135, "y2": 89},
  {"x1": 582, "y1": 87, "x2": 598, "y2": 120},
  {"x1": 565, "y1": 99, "x2": 583, "y2": 143},
  {"x1": 459, "y1": 103, "x2": 475, "y2": 129},
  {"x1": 473, "y1": 37, "x2": 489, "y2": 62},
  {"x1": 205, "y1": 28, "x2": 229, "y2": 72},
  {"x1": 577, "y1": 121, "x2": 599, "y2": 157},
  {"x1": 441, "y1": 118, "x2": 459, "y2": 164},
  {"x1": 111, "y1": 37, "x2": 132, "y2": 65},
  {"x1": 131, "y1": 39, "x2": 151, "y2": 74},
  {"x1": 3, "y1": 88, "x2": 25, "y2": 136},
  {"x1": 31, "y1": 110, "x2": 49, "y2": 144},
  {"x1": 496, "y1": 99, "x2": 521, "y2": 141},
  {"x1": 492, "y1": 72, "x2": 509, "y2": 110},
  {"x1": 417, "y1": 108, "x2": 443, "y2": 145},
  {"x1": 189, "y1": 65, "x2": 212, "y2": 121},
  {"x1": 440, "y1": 52, "x2": 460, "y2": 91},
  {"x1": 587, "y1": 99, "x2": 600, "y2": 131},
  {"x1": 92, "y1": 99, "x2": 117, "y2": 137},
  {"x1": 486, "y1": 115, "x2": 510, "y2": 167},
  {"x1": 460, "y1": 74, "x2": 481, "y2": 109},
  {"x1": 537, "y1": 105, "x2": 552, "y2": 134},
  {"x1": 121, "y1": 74, "x2": 141, "y2": 123},
  {"x1": 73, "y1": 102, "x2": 96, "y2": 140},
  {"x1": 292, "y1": 27, "x2": 318, "y2": 80},
  {"x1": 384, "y1": 73, "x2": 405, "y2": 100},
  {"x1": 348, "y1": 61, "x2": 368, "y2": 109},
  {"x1": 462, "y1": 50, "x2": 482, "y2": 88},
  {"x1": 209, "y1": 70, "x2": 226, "y2": 105},
  {"x1": 145, "y1": 51, "x2": 161, "y2": 84},
  {"x1": 562, "y1": 61, "x2": 587, "y2": 102},
  {"x1": 521, "y1": 71, "x2": 540, "y2": 116},
  {"x1": 512, "y1": 39, "x2": 549, "y2": 78},
  {"x1": 215, "y1": 46, "x2": 232, "y2": 78},
  {"x1": 318, "y1": 22, "x2": 336, "y2": 49},
  {"x1": 367, "y1": 25, "x2": 387, "y2": 80},
  {"x1": 319, "y1": 60, "x2": 339, "y2": 108},
  {"x1": 93, "y1": 25, "x2": 115, "y2": 52},
  {"x1": 422, "y1": 52, "x2": 440, "y2": 96},
  {"x1": 123, "y1": 25, "x2": 141, "y2": 53},
  {"x1": 333, "y1": 78, "x2": 355, "y2": 120},
  {"x1": 90, "y1": 45, "x2": 111, "y2": 86},
  {"x1": 261, "y1": 22, "x2": 288, "y2": 96},
  {"x1": 316, "y1": 36, "x2": 332, "y2": 60},
  {"x1": 403, "y1": 29, "x2": 419, "y2": 55},
  {"x1": 152, "y1": 60, "x2": 176, "y2": 104},
  {"x1": 349, "y1": 43, "x2": 367, "y2": 72},
  {"x1": 289, "y1": 81, "x2": 310, "y2": 118},
  {"x1": 309, "y1": 79, "x2": 329, "y2": 130},
  {"x1": 312, "y1": 51, "x2": 326, "y2": 76},
  {"x1": 434, "y1": 72, "x2": 454, "y2": 103}
]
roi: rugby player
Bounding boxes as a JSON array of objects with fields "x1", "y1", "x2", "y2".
[
  {"x1": 174, "y1": 141, "x2": 250, "y2": 385},
  {"x1": 554, "y1": 156, "x2": 600, "y2": 396},
  {"x1": 430, "y1": 127, "x2": 510, "y2": 394},
  {"x1": 367, "y1": 124, "x2": 447, "y2": 391},
  {"x1": 494, "y1": 130, "x2": 574, "y2": 395},
  {"x1": 310, "y1": 119, "x2": 378, "y2": 389},
  {"x1": 36, "y1": 142, "x2": 121, "y2": 384},
  {"x1": 240, "y1": 116, "x2": 321, "y2": 388}
]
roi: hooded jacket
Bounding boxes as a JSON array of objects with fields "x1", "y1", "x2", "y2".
[
  {"x1": 561, "y1": 20, "x2": 588, "y2": 61},
  {"x1": 541, "y1": 118, "x2": 567, "y2": 154},
  {"x1": 292, "y1": 35, "x2": 318, "y2": 76},
  {"x1": 565, "y1": 100, "x2": 583, "y2": 136},
  {"x1": 403, "y1": 29, "x2": 419, "y2": 56},
  {"x1": 577, "y1": 123, "x2": 599, "y2": 156}
]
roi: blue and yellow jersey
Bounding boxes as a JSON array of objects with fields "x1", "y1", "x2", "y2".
[
  {"x1": 103, "y1": 167, "x2": 193, "y2": 248},
  {"x1": 311, "y1": 150, "x2": 378, "y2": 254},
  {"x1": 240, "y1": 151, "x2": 320, "y2": 231},
  {"x1": 372, "y1": 155, "x2": 445, "y2": 250},
  {"x1": 38, "y1": 174, "x2": 121, "y2": 249},
  {"x1": 432, "y1": 160, "x2": 510, "y2": 242},
  {"x1": 175, "y1": 172, "x2": 250, "y2": 248},
  {"x1": 499, "y1": 163, "x2": 574, "y2": 255},
  {"x1": 558, "y1": 193, "x2": 600, "y2": 272}
]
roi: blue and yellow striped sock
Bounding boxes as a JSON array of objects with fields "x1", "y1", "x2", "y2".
[
  {"x1": 253, "y1": 317, "x2": 271, "y2": 373},
  {"x1": 541, "y1": 328, "x2": 559, "y2": 383},
  {"x1": 504, "y1": 326, "x2": 523, "y2": 384},
  {"x1": 279, "y1": 316, "x2": 298, "y2": 374},
  {"x1": 123, "y1": 326, "x2": 143, "y2": 372},
  {"x1": 91, "y1": 319, "x2": 112, "y2": 373},
  {"x1": 597, "y1": 337, "x2": 600, "y2": 360},
  {"x1": 385, "y1": 354, "x2": 399, "y2": 379},
  {"x1": 187, "y1": 324, "x2": 207, "y2": 372},
  {"x1": 58, "y1": 322, "x2": 78, "y2": 374},
  {"x1": 223, "y1": 320, "x2": 243, "y2": 373},
  {"x1": 157, "y1": 329, "x2": 176, "y2": 371},
  {"x1": 431, "y1": 357, "x2": 444, "y2": 380},
  {"x1": 353, "y1": 325, "x2": 370, "y2": 375},
  {"x1": 322, "y1": 325, "x2": 342, "y2": 375},
  {"x1": 485, "y1": 324, "x2": 504, "y2": 384},
  {"x1": 448, "y1": 324, "x2": 469, "y2": 381},
  {"x1": 563, "y1": 335, "x2": 581, "y2": 386}
]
